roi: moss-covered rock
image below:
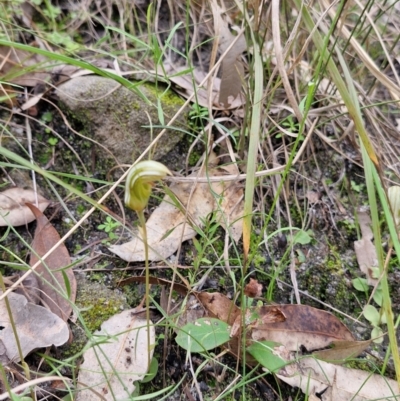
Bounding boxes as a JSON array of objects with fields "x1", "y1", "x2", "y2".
[{"x1": 56, "y1": 76, "x2": 186, "y2": 164}]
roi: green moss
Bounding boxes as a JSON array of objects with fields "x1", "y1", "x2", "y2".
[
  {"x1": 79, "y1": 298, "x2": 123, "y2": 332},
  {"x1": 142, "y1": 82, "x2": 185, "y2": 108},
  {"x1": 188, "y1": 150, "x2": 201, "y2": 166},
  {"x1": 252, "y1": 253, "x2": 267, "y2": 269},
  {"x1": 75, "y1": 277, "x2": 128, "y2": 333}
]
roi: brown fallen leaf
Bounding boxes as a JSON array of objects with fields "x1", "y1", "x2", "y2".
[
  {"x1": 27, "y1": 203, "x2": 77, "y2": 322},
  {"x1": 76, "y1": 307, "x2": 155, "y2": 401},
  {"x1": 0, "y1": 291, "x2": 69, "y2": 364},
  {"x1": 197, "y1": 292, "x2": 240, "y2": 326},
  {"x1": 354, "y1": 207, "x2": 378, "y2": 285},
  {"x1": 197, "y1": 292, "x2": 354, "y2": 357},
  {"x1": 198, "y1": 292, "x2": 286, "y2": 361},
  {"x1": 251, "y1": 304, "x2": 354, "y2": 351},
  {"x1": 109, "y1": 165, "x2": 243, "y2": 262},
  {"x1": 230, "y1": 306, "x2": 286, "y2": 339},
  {"x1": 277, "y1": 355, "x2": 400, "y2": 400},
  {"x1": 0, "y1": 187, "x2": 50, "y2": 227},
  {"x1": 313, "y1": 339, "x2": 372, "y2": 363}
]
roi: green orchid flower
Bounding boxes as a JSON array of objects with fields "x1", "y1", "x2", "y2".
[{"x1": 125, "y1": 160, "x2": 171, "y2": 212}]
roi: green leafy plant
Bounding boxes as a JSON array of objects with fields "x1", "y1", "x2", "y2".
[
  {"x1": 175, "y1": 318, "x2": 230, "y2": 353},
  {"x1": 97, "y1": 216, "x2": 120, "y2": 241},
  {"x1": 176, "y1": 317, "x2": 287, "y2": 373},
  {"x1": 188, "y1": 103, "x2": 209, "y2": 130},
  {"x1": 352, "y1": 277, "x2": 385, "y2": 343}
]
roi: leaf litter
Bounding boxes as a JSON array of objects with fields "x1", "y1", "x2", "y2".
[
  {"x1": 109, "y1": 164, "x2": 243, "y2": 262},
  {"x1": 76, "y1": 307, "x2": 155, "y2": 401},
  {"x1": 0, "y1": 187, "x2": 50, "y2": 227},
  {"x1": 0, "y1": 291, "x2": 69, "y2": 364},
  {"x1": 175, "y1": 287, "x2": 399, "y2": 398},
  {"x1": 27, "y1": 203, "x2": 77, "y2": 322},
  {"x1": 276, "y1": 355, "x2": 400, "y2": 400}
]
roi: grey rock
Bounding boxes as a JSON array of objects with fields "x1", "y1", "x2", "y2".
[{"x1": 56, "y1": 76, "x2": 186, "y2": 164}]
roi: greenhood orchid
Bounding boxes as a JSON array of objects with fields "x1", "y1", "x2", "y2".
[{"x1": 125, "y1": 161, "x2": 172, "y2": 212}]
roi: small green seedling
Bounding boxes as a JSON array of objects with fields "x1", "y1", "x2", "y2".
[
  {"x1": 97, "y1": 216, "x2": 120, "y2": 241},
  {"x1": 352, "y1": 277, "x2": 386, "y2": 343},
  {"x1": 47, "y1": 137, "x2": 58, "y2": 146}
]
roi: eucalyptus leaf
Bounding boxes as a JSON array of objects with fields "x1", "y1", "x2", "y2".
[
  {"x1": 247, "y1": 341, "x2": 287, "y2": 373},
  {"x1": 175, "y1": 318, "x2": 230, "y2": 353}
]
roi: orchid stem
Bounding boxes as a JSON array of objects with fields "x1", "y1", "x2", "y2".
[{"x1": 137, "y1": 209, "x2": 151, "y2": 369}]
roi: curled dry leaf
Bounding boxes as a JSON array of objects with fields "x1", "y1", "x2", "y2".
[
  {"x1": 244, "y1": 278, "x2": 263, "y2": 298},
  {"x1": 354, "y1": 207, "x2": 378, "y2": 285},
  {"x1": 0, "y1": 187, "x2": 50, "y2": 227},
  {"x1": 76, "y1": 308, "x2": 155, "y2": 401},
  {"x1": 110, "y1": 165, "x2": 243, "y2": 262},
  {"x1": 0, "y1": 291, "x2": 69, "y2": 364},
  {"x1": 27, "y1": 203, "x2": 77, "y2": 322},
  {"x1": 197, "y1": 292, "x2": 240, "y2": 326}
]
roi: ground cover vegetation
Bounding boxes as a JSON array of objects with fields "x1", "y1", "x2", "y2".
[{"x1": 1, "y1": 0, "x2": 400, "y2": 400}]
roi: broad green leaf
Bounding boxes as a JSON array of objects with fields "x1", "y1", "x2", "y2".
[
  {"x1": 352, "y1": 278, "x2": 369, "y2": 292},
  {"x1": 141, "y1": 357, "x2": 158, "y2": 383},
  {"x1": 175, "y1": 318, "x2": 230, "y2": 353},
  {"x1": 373, "y1": 289, "x2": 383, "y2": 307},
  {"x1": 247, "y1": 341, "x2": 287, "y2": 373},
  {"x1": 293, "y1": 229, "x2": 313, "y2": 245},
  {"x1": 363, "y1": 305, "x2": 380, "y2": 326},
  {"x1": 371, "y1": 326, "x2": 384, "y2": 344}
]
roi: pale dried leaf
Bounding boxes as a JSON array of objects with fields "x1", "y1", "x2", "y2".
[
  {"x1": 211, "y1": 2, "x2": 246, "y2": 107},
  {"x1": 0, "y1": 291, "x2": 69, "y2": 364},
  {"x1": 0, "y1": 188, "x2": 50, "y2": 227},
  {"x1": 27, "y1": 204, "x2": 77, "y2": 322},
  {"x1": 0, "y1": 46, "x2": 50, "y2": 86},
  {"x1": 354, "y1": 207, "x2": 378, "y2": 285},
  {"x1": 277, "y1": 356, "x2": 400, "y2": 400},
  {"x1": 166, "y1": 66, "x2": 245, "y2": 109},
  {"x1": 109, "y1": 167, "x2": 243, "y2": 262},
  {"x1": 76, "y1": 308, "x2": 155, "y2": 401}
]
